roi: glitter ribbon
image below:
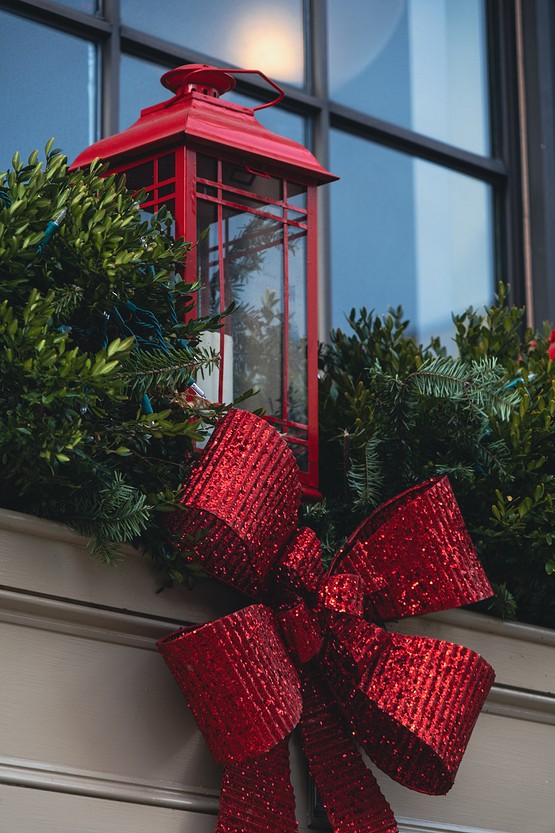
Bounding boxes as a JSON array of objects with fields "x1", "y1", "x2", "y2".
[{"x1": 157, "y1": 409, "x2": 495, "y2": 833}]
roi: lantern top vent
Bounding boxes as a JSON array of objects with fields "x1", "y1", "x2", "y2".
[{"x1": 161, "y1": 64, "x2": 236, "y2": 99}]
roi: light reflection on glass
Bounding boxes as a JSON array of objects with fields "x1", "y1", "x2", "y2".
[
  {"x1": 327, "y1": 0, "x2": 490, "y2": 155},
  {"x1": 121, "y1": 0, "x2": 305, "y2": 88},
  {"x1": 288, "y1": 230, "x2": 308, "y2": 425},
  {"x1": 226, "y1": 210, "x2": 285, "y2": 418},
  {"x1": 330, "y1": 129, "x2": 494, "y2": 347}
]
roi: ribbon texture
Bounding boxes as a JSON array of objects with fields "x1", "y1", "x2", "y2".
[{"x1": 157, "y1": 409, "x2": 495, "y2": 833}]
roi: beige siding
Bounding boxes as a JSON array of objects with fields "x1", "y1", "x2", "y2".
[{"x1": 0, "y1": 508, "x2": 553, "y2": 833}]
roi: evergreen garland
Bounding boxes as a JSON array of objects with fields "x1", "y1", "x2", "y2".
[
  {"x1": 311, "y1": 285, "x2": 555, "y2": 628},
  {"x1": 0, "y1": 142, "x2": 248, "y2": 584}
]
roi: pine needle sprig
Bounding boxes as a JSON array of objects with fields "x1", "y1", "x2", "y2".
[
  {"x1": 51, "y1": 283, "x2": 85, "y2": 320},
  {"x1": 119, "y1": 344, "x2": 219, "y2": 397},
  {"x1": 473, "y1": 436, "x2": 516, "y2": 482},
  {"x1": 346, "y1": 436, "x2": 384, "y2": 511},
  {"x1": 67, "y1": 473, "x2": 152, "y2": 563},
  {"x1": 411, "y1": 356, "x2": 521, "y2": 422}
]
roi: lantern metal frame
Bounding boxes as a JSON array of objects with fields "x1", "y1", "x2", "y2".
[{"x1": 71, "y1": 64, "x2": 337, "y2": 496}]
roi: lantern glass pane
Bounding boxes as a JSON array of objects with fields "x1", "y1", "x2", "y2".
[
  {"x1": 330, "y1": 129, "x2": 494, "y2": 347},
  {"x1": 289, "y1": 441, "x2": 308, "y2": 472},
  {"x1": 198, "y1": 184, "x2": 218, "y2": 198},
  {"x1": 225, "y1": 209, "x2": 285, "y2": 418},
  {"x1": 326, "y1": 0, "x2": 490, "y2": 156},
  {"x1": 287, "y1": 182, "x2": 307, "y2": 207},
  {"x1": 118, "y1": 156, "x2": 176, "y2": 235},
  {"x1": 198, "y1": 155, "x2": 218, "y2": 182},
  {"x1": 121, "y1": 0, "x2": 306, "y2": 88},
  {"x1": 197, "y1": 200, "x2": 220, "y2": 319},
  {"x1": 158, "y1": 154, "x2": 175, "y2": 181},
  {"x1": 288, "y1": 230, "x2": 308, "y2": 426},
  {"x1": 0, "y1": 11, "x2": 98, "y2": 168},
  {"x1": 223, "y1": 191, "x2": 284, "y2": 218},
  {"x1": 123, "y1": 161, "x2": 154, "y2": 192}
]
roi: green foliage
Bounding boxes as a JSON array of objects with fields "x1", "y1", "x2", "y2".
[
  {"x1": 0, "y1": 142, "x2": 236, "y2": 583},
  {"x1": 313, "y1": 286, "x2": 555, "y2": 628}
]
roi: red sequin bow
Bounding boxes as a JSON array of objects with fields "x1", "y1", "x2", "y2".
[{"x1": 157, "y1": 409, "x2": 495, "y2": 833}]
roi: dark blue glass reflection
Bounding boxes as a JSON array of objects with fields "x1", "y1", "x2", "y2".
[{"x1": 0, "y1": 11, "x2": 97, "y2": 167}]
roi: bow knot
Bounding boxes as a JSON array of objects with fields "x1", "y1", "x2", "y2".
[
  {"x1": 157, "y1": 409, "x2": 495, "y2": 833},
  {"x1": 277, "y1": 599, "x2": 323, "y2": 664},
  {"x1": 324, "y1": 617, "x2": 389, "y2": 683},
  {"x1": 318, "y1": 572, "x2": 366, "y2": 617}
]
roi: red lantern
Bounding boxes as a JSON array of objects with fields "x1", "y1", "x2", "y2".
[{"x1": 71, "y1": 64, "x2": 336, "y2": 497}]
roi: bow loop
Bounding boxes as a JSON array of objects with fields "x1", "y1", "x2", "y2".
[
  {"x1": 169, "y1": 409, "x2": 300, "y2": 596},
  {"x1": 331, "y1": 477, "x2": 493, "y2": 620},
  {"x1": 157, "y1": 604, "x2": 302, "y2": 764},
  {"x1": 330, "y1": 631, "x2": 495, "y2": 795}
]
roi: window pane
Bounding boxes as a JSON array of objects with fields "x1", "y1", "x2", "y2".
[
  {"x1": 120, "y1": 55, "x2": 172, "y2": 130},
  {"x1": 0, "y1": 12, "x2": 97, "y2": 167},
  {"x1": 327, "y1": 0, "x2": 490, "y2": 155},
  {"x1": 330, "y1": 130, "x2": 494, "y2": 346},
  {"x1": 121, "y1": 0, "x2": 306, "y2": 88}
]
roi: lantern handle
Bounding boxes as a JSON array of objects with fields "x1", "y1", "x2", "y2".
[
  {"x1": 177, "y1": 65, "x2": 285, "y2": 111},
  {"x1": 222, "y1": 69, "x2": 285, "y2": 111}
]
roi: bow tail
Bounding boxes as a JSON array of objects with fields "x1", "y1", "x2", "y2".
[
  {"x1": 156, "y1": 603, "x2": 304, "y2": 833},
  {"x1": 216, "y1": 738, "x2": 299, "y2": 833},
  {"x1": 299, "y1": 668, "x2": 398, "y2": 833}
]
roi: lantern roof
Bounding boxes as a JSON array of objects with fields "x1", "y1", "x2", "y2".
[{"x1": 71, "y1": 64, "x2": 337, "y2": 184}]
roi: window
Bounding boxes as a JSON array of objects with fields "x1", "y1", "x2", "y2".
[
  {"x1": 0, "y1": 8, "x2": 98, "y2": 164},
  {"x1": 0, "y1": 0, "x2": 545, "y2": 340}
]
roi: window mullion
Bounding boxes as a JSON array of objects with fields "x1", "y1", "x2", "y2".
[
  {"x1": 309, "y1": 0, "x2": 333, "y2": 340},
  {"x1": 100, "y1": 0, "x2": 120, "y2": 137}
]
